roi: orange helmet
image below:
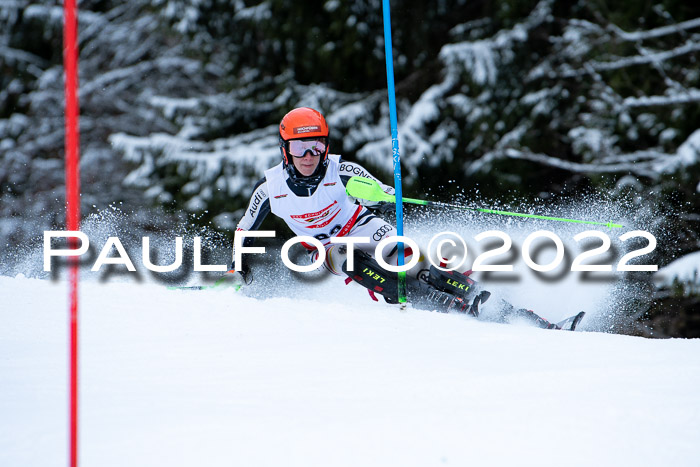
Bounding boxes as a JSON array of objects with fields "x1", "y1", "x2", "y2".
[{"x1": 279, "y1": 107, "x2": 330, "y2": 171}]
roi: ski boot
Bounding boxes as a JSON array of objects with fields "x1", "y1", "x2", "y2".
[
  {"x1": 418, "y1": 266, "x2": 491, "y2": 316},
  {"x1": 342, "y1": 252, "x2": 494, "y2": 316},
  {"x1": 341, "y1": 251, "x2": 471, "y2": 312},
  {"x1": 342, "y1": 250, "x2": 400, "y2": 303}
]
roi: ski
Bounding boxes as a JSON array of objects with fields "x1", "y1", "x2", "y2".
[
  {"x1": 166, "y1": 284, "x2": 241, "y2": 291},
  {"x1": 555, "y1": 311, "x2": 586, "y2": 331},
  {"x1": 166, "y1": 275, "x2": 242, "y2": 292}
]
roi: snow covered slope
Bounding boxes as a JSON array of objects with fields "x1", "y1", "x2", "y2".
[{"x1": 1, "y1": 275, "x2": 699, "y2": 467}]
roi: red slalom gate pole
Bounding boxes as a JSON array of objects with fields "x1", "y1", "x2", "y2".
[{"x1": 63, "y1": 0, "x2": 81, "y2": 466}]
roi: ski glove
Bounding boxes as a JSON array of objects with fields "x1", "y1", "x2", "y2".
[
  {"x1": 230, "y1": 260, "x2": 253, "y2": 285},
  {"x1": 372, "y1": 201, "x2": 395, "y2": 216}
]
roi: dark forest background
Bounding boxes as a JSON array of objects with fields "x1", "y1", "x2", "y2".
[{"x1": 1, "y1": 0, "x2": 699, "y2": 336}]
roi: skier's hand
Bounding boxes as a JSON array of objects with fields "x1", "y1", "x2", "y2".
[
  {"x1": 229, "y1": 260, "x2": 253, "y2": 285},
  {"x1": 372, "y1": 201, "x2": 395, "y2": 216}
]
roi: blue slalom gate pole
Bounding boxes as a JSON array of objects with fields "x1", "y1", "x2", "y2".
[{"x1": 381, "y1": 0, "x2": 407, "y2": 304}]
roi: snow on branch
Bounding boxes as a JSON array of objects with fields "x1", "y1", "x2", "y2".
[
  {"x1": 610, "y1": 17, "x2": 700, "y2": 42},
  {"x1": 0, "y1": 46, "x2": 47, "y2": 68},
  {"x1": 0, "y1": 46, "x2": 46, "y2": 77},
  {"x1": 440, "y1": 41, "x2": 499, "y2": 86},
  {"x1": 558, "y1": 40, "x2": 700, "y2": 78},
  {"x1": 469, "y1": 147, "x2": 658, "y2": 178},
  {"x1": 624, "y1": 89, "x2": 700, "y2": 107},
  {"x1": 80, "y1": 57, "x2": 200, "y2": 96},
  {"x1": 111, "y1": 125, "x2": 282, "y2": 202},
  {"x1": 23, "y1": 4, "x2": 103, "y2": 27},
  {"x1": 467, "y1": 129, "x2": 700, "y2": 180},
  {"x1": 440, "y1": 0, "x2": 553, "y2": 86}
]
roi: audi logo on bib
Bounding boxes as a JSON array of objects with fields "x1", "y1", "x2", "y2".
[{"x1": 373, "y1": 224, "x2": 393, "y2": 241}]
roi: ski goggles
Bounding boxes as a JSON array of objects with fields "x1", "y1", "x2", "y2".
[{"x1": 287, "y1": 138, "x2": 327, "y2": 158}]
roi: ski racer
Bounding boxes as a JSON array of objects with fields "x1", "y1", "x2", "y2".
[
  {"x1": 230, "y1": 107, "x2": 583, "y2": 330},
  {"x1": 230, "y1": 107, "x2": 410, "y2": 279}
]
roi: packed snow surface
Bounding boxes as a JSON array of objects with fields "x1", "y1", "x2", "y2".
[{"x1": 1, "y1": 275, "x2": 699, "y2": 467}]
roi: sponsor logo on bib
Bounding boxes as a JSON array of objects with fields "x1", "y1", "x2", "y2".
[{"x1": 291, "y1": 201, "x2": 341, "y2": 229}]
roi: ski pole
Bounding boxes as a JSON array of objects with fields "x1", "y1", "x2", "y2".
[
  {"x1": 381, "y1": 0, "x2": 408, "y2": 305},
  {"x1": 346, "y1": 176, "x2": 623, "y2": 229}
]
